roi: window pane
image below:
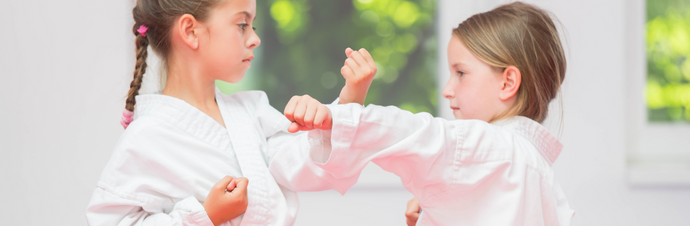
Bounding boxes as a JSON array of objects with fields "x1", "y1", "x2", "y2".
[
  {"x1": 646, "y1": 0, "x2": 690, "y2": 122},
  {"x1": 218, "y1": 0, "x2": 438, "y2": 115}
]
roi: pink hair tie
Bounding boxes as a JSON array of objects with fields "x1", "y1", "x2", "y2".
[
  {"x1": 121, "y1": 109, "x2": 134, "y2": 129},
  {"x1": 137, "y1": 25, "x2": 148, "y2": 37}
]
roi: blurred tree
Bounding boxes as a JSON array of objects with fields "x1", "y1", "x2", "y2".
[
  {"x1": 646, "y1": 0, "x2": 690, "y2": 122},
  {"x1": 217, "y1": 0, "x2": 438, "y2": 115}
]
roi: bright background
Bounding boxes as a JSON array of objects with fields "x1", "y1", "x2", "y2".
[
  {"x1": 218, "y1": 0, "x2": 439, "y2": 116},
  {"x1": 646, "y1": 0, "x2": 690, "y2": 122},
  {"x1": 1, "y1": 0, "x2": 689, "y2": 225}
]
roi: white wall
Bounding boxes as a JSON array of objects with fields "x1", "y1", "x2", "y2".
[
  {"x1": 1, "y1": 0, "x2": 689, "y2": 225},
  {"x1": 0, "y1": 0, "x2": 133, "y2": 225}
]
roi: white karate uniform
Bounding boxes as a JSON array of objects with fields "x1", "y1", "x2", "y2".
[
  {"x1": 86, "y1": 90, "x2": 347, "y2": 226},
  {"x1": 310, "y1": 104, "x2": 575, "y2": 225}
]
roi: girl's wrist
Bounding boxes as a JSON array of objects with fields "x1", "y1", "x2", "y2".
[{"x1": 339, "y1": 84, "x2": 370, "y2": 105}]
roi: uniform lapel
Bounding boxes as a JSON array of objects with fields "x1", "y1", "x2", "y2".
[{"x1": 216, "y1": 91, "x2": 274, "y2": 225}]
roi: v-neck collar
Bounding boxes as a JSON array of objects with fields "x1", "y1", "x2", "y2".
[{"x1": 133, "y1": 89, "x2": 230, "y2": 150}]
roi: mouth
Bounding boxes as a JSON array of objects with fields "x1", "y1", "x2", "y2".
[
  {"x1": 450, "y1": 106, "x2": 460, "y2": 112},
  {"x1": 242, "y1": 56, "x2": 254, "y2": 62}
]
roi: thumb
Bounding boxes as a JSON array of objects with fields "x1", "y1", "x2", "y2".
[
  {"x1": 288, "y1": 122, "x2": 301, "y2": 133},
  {"x1": 345, "y1": 47, "x2": 354, "y2": 57},
  {"x1": 226, "y1": 180, "x2": 237, "y2": 191},
  {"x1": 299, "y1": 125, "x2": 314, "y2": 131},
  {"x1": 215, "y1": 176, "x2": 235, "y2": 191},
  {"x1": 231, "y1": 178, "x2": 249, "y2": 194},
  {"x1": 406, "y1": 197, "x2": 421, "y2": 214}
]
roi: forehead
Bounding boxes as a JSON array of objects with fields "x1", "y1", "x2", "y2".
[
  {"x1": 213, "y1": 0, "x2": 257, "y2": 19},
  {"x1": 447, "y1": 36, "x2": 473, "y2": 66}
]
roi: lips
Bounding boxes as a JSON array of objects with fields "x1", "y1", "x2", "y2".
[{"x1": 242, "y1": 56, "x2": 254, "y2": 62}]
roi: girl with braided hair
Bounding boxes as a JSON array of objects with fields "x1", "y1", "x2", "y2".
[{"x1": 86, "y1": 0, "x2": 376, "y2": 225}]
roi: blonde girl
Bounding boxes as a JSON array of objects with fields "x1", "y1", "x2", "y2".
[
  {"x1": 86, "y1": 0, "x2": 375, "y2": 225},
  {"x1": 285, "y1": 2, "x2": 574, "y2": 225}
]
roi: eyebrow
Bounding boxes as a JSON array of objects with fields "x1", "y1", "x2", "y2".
[
  {"x1": 451, "y1": 62, "x2": 468, "y2": 70},
  {"x1": 236, "y1": 11, "x2": 255, "y2": 20}
]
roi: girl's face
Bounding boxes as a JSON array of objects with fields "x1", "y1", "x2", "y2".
[
  {"x1": 199, "y1": 0, "x2": 260, "y2": 83},
  {"x1": 443, "y1": 35, "x2": 504, "y2": 122}
]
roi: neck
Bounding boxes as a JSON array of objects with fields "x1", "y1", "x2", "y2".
[
  {"x1": 162, "y1": 58, "x2": 218, "y2": 113},
  {"x1": 490, "y1": 97, "x2": 518, "y2": 123}
]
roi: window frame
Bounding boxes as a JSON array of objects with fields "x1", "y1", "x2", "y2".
[{"x1": 626, "y1": 0, "x2": 690, "y2": 187}]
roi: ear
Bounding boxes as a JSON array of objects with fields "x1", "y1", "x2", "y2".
[
  {"x1": 175, "y1": 14, "x2": 200, "y2": 50},
  {"x1": 499, "y1": 66, "x2": 521, "y2": 101}
]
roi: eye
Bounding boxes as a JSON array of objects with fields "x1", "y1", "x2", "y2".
[
  {"x1": 457, "y1": 71, "x2": 465, "y2": 76},
  {"x1": 238, "y1": 23, "x2": 249, "y2": 30}
]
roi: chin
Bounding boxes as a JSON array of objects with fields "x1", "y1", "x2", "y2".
[{"x1": 222, "y1": 72, "x2": 246, "y2": 83}]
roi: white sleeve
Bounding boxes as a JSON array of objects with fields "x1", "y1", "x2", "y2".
[
  {"x1": 266, "y1": 129, "x2": 358, "y2": 194},
  {"x1": 86, "y1": 186, "x2": 213, "y2": 226},
  {"x1": 252, "y1": 93, "x2": 354, "y2": 194},
  {"x1": 310, "y1": 103, "x2": 461, "y2": 198}
]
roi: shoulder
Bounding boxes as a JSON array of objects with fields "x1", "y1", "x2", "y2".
[
  {"x1": 451, "y1": 119, "x2": 515, "y2": 144},
  {"x1": 217, "y1": 90, "x2": 289, "y2": 137},
  {"x1": 95, "y1": 118, "x2": 201, "y2": 204},
  {"x1": 458, "y1": 118, "x2": 556, "y2": 173},
  {"x1": 99, "y1": 116, "x2": 185, "y2": 184},
  {"x1": 450, "y1": 119, "x2": 527, "y2": 164},
  {"x1": 120, "y1": 114, "x2": 181, "y2": 146},
  {"x1": 217, "y1": 90, "x2": 270, "y2": 110},
  {"x1": 216, "y1": 90, "x2": 282, "y2": 120}
]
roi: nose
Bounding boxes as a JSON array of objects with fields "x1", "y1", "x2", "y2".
[
  {"x1": 442, "y1": 77, "x2": 454, "y2": 100},
  {"x1": 247, "y1": 28, "x2": 261, "y2": 49}
]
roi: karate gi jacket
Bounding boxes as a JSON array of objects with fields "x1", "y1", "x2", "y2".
[
  {"x1": 310, "y1": 103, "x2": 575, "y2": 225},
  {"x1": 87, "y1": 90, "x2": 346, "y2": 226}
]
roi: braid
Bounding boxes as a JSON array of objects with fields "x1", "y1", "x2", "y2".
[
  {"x1": 123, "y1": 0, "x2": 222, "y2": 128},
  {"x1": 125, "y1": 34, "x2": 149, "y2": 112}
]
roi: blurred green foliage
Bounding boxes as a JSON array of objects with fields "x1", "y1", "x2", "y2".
[
  {"x1": 217, "y1": 0, "x2": 438, "y2": 115},
  {"x1": 646, "y1": 0, "x2": 690, "y2": 122}
]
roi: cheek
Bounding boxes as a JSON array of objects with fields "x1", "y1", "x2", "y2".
[
  {"x1": 208, "y1": 30, "x2": 243, "y2": 57},
  {"x1": 453, "y1": 81, "x2": 486, "y2": 119},
  {"x1": 454, "y1": 83, "x2": 473, "y2": 106},
  {"x1": 202, "y1": 34, "x2": 245, "y2": 78}
]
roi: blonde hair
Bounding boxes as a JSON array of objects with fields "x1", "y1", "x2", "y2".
[{"x1": 452, "y1": 1, "x2": 566, "y2": 123}]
